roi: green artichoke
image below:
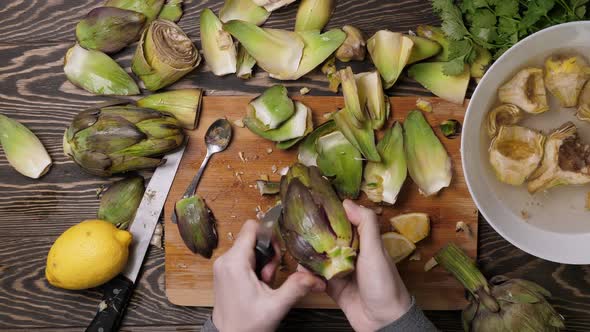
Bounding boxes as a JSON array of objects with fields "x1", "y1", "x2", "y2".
[
  {"x1": 175, "y1": 195, "x2": 218, "y2": 258},
  {"x1": 76, "y1": 7, "x2": 146, "y2": 54},
  {"x1": 63, "y1": 103, "x2": 185, "y2": 176},
  {"x1": 98, "y1": 176, "x2": 145, "y2": 229},
  {"x1": 158, "y1": 0, "x2": 183, "y2": 22},
  {"x1": 105, "y1": 0, "x2": 164, "y2": 23},
  {"x1": 279, "y1": 163, "x2": 358, "y2": 280},
  {"x1": 435, "y1": 243, "x2": 565, "y2": 332}
]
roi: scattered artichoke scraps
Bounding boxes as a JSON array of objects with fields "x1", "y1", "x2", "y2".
[
  {"x1": 233, "y1": 118, "x2": 245, "y2": 128},
  {"x1": 271, "y1": 165, "x2": 278, "y2": 173},
  {"x1": 227, "y1": 232, "x2": 234, "y2": 242},
  {"x1": 520, "y1": 210, "x2": 530, "y2": 220},
  {"x1": 409, "y1": 251, "x2": 421, "y2": 261},
  {"x1": 238, "y1": 151, "x2": 246, "y2": 162},
  {"x1": 150, "y1": 223, "x2": 163, "y2": 249},
  {"x1": 267, "y1": 147, "x2": 273, "y2": 154},
  {"x1": 259, "y1": 174, "x2": 269, "y2": 181},
  {"x1": 424, "y1": 257, "x2": 438, "y2": 271},
  {"x1": 300, "y1": 87, "x2": 310, "y2": 95},
  {"x1": 416, "y1": 98, "x2": 433, "y2": 113},
  {"x1": 455, "y1": 221, "x2": 472, "y2": 237}
]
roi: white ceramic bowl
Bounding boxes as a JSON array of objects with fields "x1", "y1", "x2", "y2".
[{"x1": 462, "y1": 22, "x2": 590, "y2": 264}]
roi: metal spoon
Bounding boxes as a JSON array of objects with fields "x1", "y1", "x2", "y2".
[{"x1": 172, "y1": 118, "x2": 232, "y2": 223}]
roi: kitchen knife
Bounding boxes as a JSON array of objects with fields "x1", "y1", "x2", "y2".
[
  {"x1": 255, "y1": 204, "x2": 282, "y2": 278},
  {"x1": 85, "y1": 146, "x2": 186, "y2": 332}
]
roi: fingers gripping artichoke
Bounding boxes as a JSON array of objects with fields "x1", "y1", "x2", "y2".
[
  {"x1": 528, "y1": 122, "x2": 590, "y2": 193},
  {"x1": 544, "y1": 55, "x2": 590, "y2": 108},
  {"x1": 489, "y1": 126, "x2": 545, "y2": 186},
  {"x1": 63, "y1": 104, "x2": 185, "y2": 176},
  {"x1": 498, "y1": 68, "x2": 548, "y2": 114},
  {"x1": 280, "y1": 164, "x2": 358, "y2": 280}
]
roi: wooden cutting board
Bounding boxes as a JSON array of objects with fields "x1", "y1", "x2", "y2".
[{"x1": 164, "y1": 96, "x2": 477, "y2": 310}]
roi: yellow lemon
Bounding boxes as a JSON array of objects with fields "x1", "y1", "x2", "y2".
[
  {"x1": 381, "y1": 232, "x2": 416, "y2": 263},
  {"x1": 45, "y1": 220, "x2": 132, "y2": 290},
  {"x1": 390, "y1": 213, "x2": 430, "y2": 243}
]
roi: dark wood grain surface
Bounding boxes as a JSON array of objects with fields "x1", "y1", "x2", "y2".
[{"x1": 0, "y1": 0, "x2": 588, "y2": 331}]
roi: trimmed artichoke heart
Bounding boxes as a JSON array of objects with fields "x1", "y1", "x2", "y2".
[
  {"x1": 528, "y1": 122, "x2": 590, "y2": 193},
  {"x1": 489, "y1": 125, "x2": 544, "y2": 186},
  {"x1": 577, "y1": 81, "x2": 590, "y2": 121},
  {"x1": 498, "y1": 68, "x2": 548, "y2": 114},
  {"x1": 486, "y1": 104, "x2": 523, "y2": 137},
  {"x1": 544, "y1": 54, "x2": 590, "y2": 108}
]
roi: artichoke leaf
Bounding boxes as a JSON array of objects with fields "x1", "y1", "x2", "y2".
[
  {"x1": 298, "y1": 120, "x2": 337, "y2": 167},
  {"x1": 295, "y1": 0, "x2": 335, "y2": 32},
  {"x1": 200, "y1": 9, "x2": 237, "y2": 76},
  {"x1": 355, "y1": 71, "x2": 390, "y2": 130},
  {"x1": 252, "y1": 0, "x2": 296, "y2": 11},
  {"x1": 333, "y1": 107, "x2": 381, "y2": 162},
  {"x1": 244, "y1": 101, "x2": 310, "y2": 142},
  {"x1": 249, "y1": 85, "x2": 295, "y2": 130},
  {"x1": 105, "y1": 0, "x2": 165, "y2": 23},
  {"x1": 336, "y1": 25, "x2": 366, "y2": 62},
  {"x1": 158, "y1": 0, "x2": 183, "y2": 22},
  {"x1": 98, "y1": 176, "x2": 145, "y2": 229},
  {"x1": 137, "y1": 89, "x2": 203, "y2": 130},
  {"x1": 367, "y1": 30, "x2": 414, "y2": 89},
  {"x1": 175, "y1": 195, "x2": 218, "y2": 258},
  {"x1": 236, "y1": 44, "x2": 257, "y2": 79},
  {"x1": 219, "y1": 0, "x2": 270, "y2": 26},
  {"x1": 317, "y1": 131, "x2": 363, "y2": 199}
]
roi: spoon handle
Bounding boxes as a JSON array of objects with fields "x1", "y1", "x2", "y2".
[{"x1": 182, "y1": 151, "x2": 212, "y2": 198}]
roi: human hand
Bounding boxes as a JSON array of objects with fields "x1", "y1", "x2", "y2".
[
  {"x1": 212, "y1": 220, "x2": 326, "y2": 332},
  {"x1": 327, "y1": 200, "x2": 412, "y2": 332}
]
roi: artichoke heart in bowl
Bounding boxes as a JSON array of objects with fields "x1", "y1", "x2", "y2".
[
  {"x1": 544, "y1": 54, "x2": 590, "y2": 108},
  {"x1": 489, "y1": 125, "x2": 545, "y2": 186},
  {"x1": 498, "y1": 68, "x2": 548, "y2": 114}
]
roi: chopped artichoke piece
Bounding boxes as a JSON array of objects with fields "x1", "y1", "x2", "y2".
[
  {"x1": 408, "y1": 62, "x2": 469, "y2": 104},
  {"x1": 0, "y1": 114, "x2": 52, "y2": 179},
  {"x1": 317, "y1": 131, "x2": 362, "y2": 199},
  {"x1": 256, "y1": 180, "x2": 280, "y2": 195},
  {"x1": 132, "y1": 19, "x2": 200, "y2": 91},
  {"x1": 322, "y1": 56, "x2": 341, "y2": 92},
  {"x1": 219, "y1": 0, "x2": 270, "y2": 26},
  {"x1": 272, "y1": 29, "x2": 346, "y2": 80},
  {"x1": 416, "y1": 25, "x2": 450, "y2": 61},
  {"x1": 223, "y1": 20, "x2": 304, "y2": 78},
  {"x1": 415, "y1": 98, "x2": 433, "y2": 113},
  {"x1": 440, "y1": 119, "x2": 461, "y2": 139},
  {"x1": 200, "y1": 9, "x2": 237, "y2": 76},
  {"x1": 137, "y1": 89, "x2": 203, "y2": 130},
  {"x1": 64, "y1": 44, "x2": 139, "y2": 96},
  {"x1": 298, "y1": 120, "x2": 337, "y2": 166},
  {"x1": 498, "y1": 68, "x2": 548, "y2": 114},
  {"x1": 544, "y1": 54, "x2": 590, "y2": 107},
  {"x1": 355, "y1": 71, "x2": 390, "y2": 130},
  {"x1": 105, "y1": 0, "x2": 164, "y2": 23},
  {"x1": 489, "y1": 125, "x2": 545, "y2": 186},
  {"x1": 336, "y1": 25, "x2": 366, "y2": 62},
  {"x1": 236, "y1": 44, "x2": 257, "y2": 79},
  {"x1": 249, "y1": 85, "x2": 295, "y2": 130},
  {"x1": 470, "y1": 44, "x2": 492, "y2": 79},
  {"x1": 245, "y1": 101, "x2": 310, "y2": 143},
  {"x1": 404, "y1": 110, "x2": 452, "y2": 196},
  {"x1": 76, "y1": 7, "x2": 146, "y2": 54},
  {"x1": 252, "y1": 0, "x2": 296, "y2": 11},
  {"x1": 340, "y1": 67, "x2": 366, "y2": 127},
  {"x1": 362, "y1": 122, "x2": 407, "y2": 205},
  {"x1": 333, "y1": 107, "x2": 381, "y2": 162},
  {"x1": 175, "y1": 195, "x2": 218, "y2": 258},
  {"x1": 528, "y1": 122, "x2": 590, "y2": 193},
  {"x1": 158, "y1": 0, "x2": 183, "y2": 22},
  {"x1": 280, "y1": 164, "x2": 358, "y2": 280},
  {"x1": 367, "y1": 30, "x2": 414, "y2": 89},
  {"x1": 407, "y1": 35, "x2": 442, "y2": 64},
  {"x1": 486, "y1": 104, "x2": 523, "y2": 137},
  {"x1": 295, "y1": 0, "x2": 335, "y2": 32},
  {"x1": 98, "y1": 176, "x2": 145, "y2": 229}
]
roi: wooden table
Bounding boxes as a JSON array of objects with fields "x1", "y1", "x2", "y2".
[{"x1": 1, "y1": 1, "x2": 589, "y2": 331}]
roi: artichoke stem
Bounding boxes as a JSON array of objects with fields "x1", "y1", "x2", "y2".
[
  {"x1": 323, "y1": 246, "x2": 356, "y2": 280},
  {"x1": 435, "y1": 243, "x2": 491, "y2": 298}
]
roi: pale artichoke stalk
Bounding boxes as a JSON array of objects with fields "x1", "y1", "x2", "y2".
[
  {"x1": 248, "y1": 85, "x2": 295, "y2": 130},
  {"x1": 577, "y1": 81, "x2": 590, "y2": 121},
  {"x1": 321, "y1": 56, "x2": 341, "y2": 92},
  {"x1": 362, "y1": 122, "x2": 407, "y2": 205},
  {"x1": 236, "y1": 44, "x2": 257, "y2": 79},
  {"x1": 435, "y1": 243, "x2": 564, "y2": 332},
  {"x1": 298, "y1": 120, "x2": 337, "y2": 167},
  {"x1": 280, "y1": 163, "x2": 358, "y2": 280},
  {"x1": 486, "y1": 104, "x2": 523, "y2": 137},
  {"x1": 219, "y1": 0, "x2": 270, "y2": 26},
  {"x1": 367, "y1": 30, "x2": 414, "y2": 89},
  {"x1": 158, "y1": 0, "x2": 183, "y2": 22},
  {"x1": 0, "y1": 114, "x2": 52, "y2": 179},
  {"x1": 403, "y1": 110, "x2": 451, "y2": 196},
  {"x1": 333, "y1": 107, "x2": 381, "y2": 162},
  {"x1": 336, "y1": 25, "x2": 366, "y2": 62},
  {"x1": 498, "y1": 68, "x2": 549, "y2": 114},
  {"x1": 295, "y1": 0, "x2": 335, "y2": 32},
  {"x1": 136, "y1": 88, "x2": 203, "y2": 129},
  {"x1": 407, "y1": 35, "x2": 441, "y2": 64},
  {"x1": 132, "y1": 19, "x2": 200, "y2": 91},
  {"x1": 223, "y1": 20, "x2": 304, "y2": 79},
  {"x1": 317, "y1": 131, "x2": 363, "y2": 199},
  {"x1": 200, "y1": 9, "x2": 237, "y2": 76},
  {"x1": 408, "y1": 62, "x2": 469, "y2": 105},
  {"x1": 63, "y1": 103, "x2": 186, "y2": 176},
  {"x1": 489, "y1": 125, "x2": 545, "y2": 186},
  {"x1": 544, "y1": 55, "x2": 590, "y2": 107},
  {"x1": 175, "y1": 195, "x2": 218, "y2": 258},
  {"x1": 98, "y1": 176, "x2": 145, "y2": 229},
  {"x1": 355, "y1": 71, "x2": 390, "y2": 130},
  {"x1": 528, "y1": 122, "x2": 590, "y2": 193},
  {"x1": 252, "y1": 0, "x2": 296, "y2": 12},
  {"x1": 105, "y1": 0, "x2": 164, "y2": 23},
  {"x1": 64, "y1": 44, "x2": 139, "y2": 96},
  {"x1": 244, "y1": 101, "x2": 313, "y2": 146},
  {"x1": 76, "y1": 7, "x2": 146, "y2": 54}
]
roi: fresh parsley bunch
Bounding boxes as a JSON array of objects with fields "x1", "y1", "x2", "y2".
[{"x1": 432, "y1": 0, "x2": 588, "y2": 75}]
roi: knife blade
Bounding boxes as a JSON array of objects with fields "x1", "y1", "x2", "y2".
[
  {"x1": 86, "y1": 146, "x2": 186, "y2": 332},
  {"x1": 255, "y1": 204, "x2": 282, "y2": 278}
]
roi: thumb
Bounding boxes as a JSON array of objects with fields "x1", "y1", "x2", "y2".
[
  {"x1": 274, "y1": 271, "x2": 326, "y2": 307},
  {"x1": 343, "y1": 199, "x2": 383, "y2": 256}
]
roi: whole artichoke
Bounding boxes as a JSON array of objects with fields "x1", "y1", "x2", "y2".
[
  {"x1": 435, "y1": 243, "x2": 565, "y2": 332},
  {"x1": 63, "y1": 103, "x2": 185, "y2": 176},
  {"x1": 279, "y1": 163, "x2": 358, "y2": 280}
]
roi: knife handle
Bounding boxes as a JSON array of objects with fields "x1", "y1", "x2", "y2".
[
  {"x1": 255, "y1": 242, "x2": 275, "y2": 279},
  {"x1": 85, "y1": 274, "x2": 134, "y2": 332}
]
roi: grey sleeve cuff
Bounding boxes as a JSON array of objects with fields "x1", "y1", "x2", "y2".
[
  {"x1": 377, "y1": 297, "x2": 438, "y2": 332},
  {"x1": 201, "y1": 317, "x2": 219, "y2": 332}
]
